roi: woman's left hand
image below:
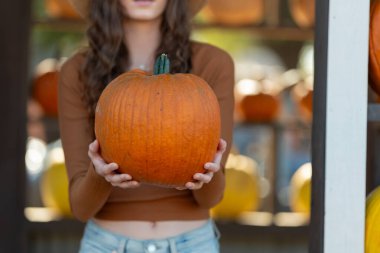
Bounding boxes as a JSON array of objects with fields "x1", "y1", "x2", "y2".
[{"x1": 177, "y1": 138, "x2": 227, "y2": 190}]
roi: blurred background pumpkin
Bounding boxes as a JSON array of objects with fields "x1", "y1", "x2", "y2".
[
  {"x1": 44, "y1": 0, "x2": 80, "y2": 19},
  {"x1": 289, "y1": 162, "x2": 312, "y2": 215},
  {"x1": 32, "y1": 58, "x2": 61, "y2": 117},
  {"x1": 288, "y1": 0, "x2": 315, "y2": 28},
  {"x1": 39, "y1": 140, "x2": 72, "y2": 217},
  {"x1": 366, "y1": 186, "x2": 380, "y2": 253},
  {"x1": 235, "y1": 79, "x2": 281, "y2": 123},
  {"x1": 211, "y1": 153, "x2": 261, "y2": 219},
  {"x1": 200, "y1": 0, "x2": 264, "y2": 25},
  {"x1": 369, "y1": 0, "x2": 380, "y2": 96}
]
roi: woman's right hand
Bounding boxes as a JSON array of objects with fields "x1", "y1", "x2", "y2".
[{"x1": 88, "y1": 140, "x2": 140, "y2": 189}]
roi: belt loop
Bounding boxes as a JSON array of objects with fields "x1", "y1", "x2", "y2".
[
  {"x1": 118, "y1": 238, "x2": 127, "y2": 253},
  {"x1": 168, "y1": 238, "x2": 178, "y2": 253},
  {"x1": 211, "y1": 219, "x2": 221, "y2": 240}
]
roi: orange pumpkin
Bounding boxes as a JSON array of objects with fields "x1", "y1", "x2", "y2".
[
  {"x1": 94, "y1": 54, "x2": 221, "y2": 187},
  {"x1": 299, "y1": 90, "x2": 313, "y2": 117},
  {"x1": 202, "y1": 0, "x2": 264, "y2": 25},
  {"x1": 239, "y1": 93, "x2": 280, "y2": 122},
  {"x1": 32, "y1": 59, "x2": 60, "y2": 117},
  {"x1": 370, "y1": 0, "x2": 380, "y2": 96},
  {"x1": 45, "y1": 0, "x2": 80, "y2": 19},
  {"x1": 289, "y1": 0, "x2": 315, "y2": 28},
  {"x1": 291, "y1": 80, "x2": 313, "y2": 121}
]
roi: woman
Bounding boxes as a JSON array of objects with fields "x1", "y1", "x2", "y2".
[{"x1": 58, "y1": 0, "x2": 234, "y2": 252}]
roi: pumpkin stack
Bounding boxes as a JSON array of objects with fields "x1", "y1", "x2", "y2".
[
  {"x1": 369, "y1": 0, "x2": 380, "y2": 96},
  {"x1": 95, "y1": 54, "x2": 221, "y2": 187},
  {"x1": 211, "y1": 153, "x2": 261, "y2": 219}
]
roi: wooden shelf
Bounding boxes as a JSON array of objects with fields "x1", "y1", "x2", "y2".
[
  {"x1": 194, "y1": 23, "x2": 314, "y2": 41},
  {"x1": 26, "y1": 219, "x2": 85, "y2": 233},
  {"x1": 24, "y1": 217, "x2": 308, "y2": 237},
  {"x1": 217, "y1": 222, "x2": 309, "y2": 239},
  {"x1": 33, "y1": 19, "x2": 314, "y2": 41},
  {"x1": 33, "y1": 18, "x2": 86, "y2": 32},
  {"x1": 24, "y1": 208, "x2": 308, "y2": 235}
]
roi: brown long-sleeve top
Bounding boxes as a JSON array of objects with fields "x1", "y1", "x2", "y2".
[{"x1": 58, "y1": 41, "x2": 234, "y2": 222}]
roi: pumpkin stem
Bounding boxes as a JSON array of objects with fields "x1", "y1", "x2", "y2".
[{"x1": 154, "y1": 54, "x2": 170, "y2": 75}]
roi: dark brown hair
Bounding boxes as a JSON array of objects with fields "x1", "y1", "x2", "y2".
[{"x1": 82, "y1": 0, "x2": 192, "y2": 122}]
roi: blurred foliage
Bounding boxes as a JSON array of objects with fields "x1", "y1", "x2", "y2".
[
  {"x1": 192, "y1": 28, "x2": 258, "y2": 55},
  {"x1": 30, "y1": 0, "x2": 86, "y2": 78},
  {"x1": 29, "y1": 0, "x2": 86, "y2": 96},
  {"x1": 32, "y1": 0, "x2": 47, "y2": 20}
]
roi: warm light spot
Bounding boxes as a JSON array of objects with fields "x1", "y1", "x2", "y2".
[
  {"x1": 273, "y1": 212, "x2": 309, "y2": 227},
  {"x1": 237, "y1": 211, "x2": 273, "y2": 226},
  {"x1": 235, "y1": 79, "x2": 261, "y2": 96},
  {"x1": 281, "y1": 69, "x2": 302, "y2": 88},
  {"x1": 25, "y1": 137, "x2": 47, "y2": 175},
  {"x1": 24, "y1": 207, "x2": 62, "y2": 222}
]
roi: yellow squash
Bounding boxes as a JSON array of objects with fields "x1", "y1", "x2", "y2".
[
  {"x1": 366, "y1": 186, "x2": 380, "y2": 253},
  {"x1": 211, "y1": 154, "x2": 260, "y2": 219},
  {"x1": 289, "y1": 162, "x2": 312, "y2": 214}
]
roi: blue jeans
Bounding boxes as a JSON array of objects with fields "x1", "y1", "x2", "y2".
[{"x1": 79, "y1": 219, "x2": 221, "y2": 253}]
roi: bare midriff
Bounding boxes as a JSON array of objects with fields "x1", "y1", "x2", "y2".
[{"x1": 92, "y1": 218, "x2": 208, "y2": 239}]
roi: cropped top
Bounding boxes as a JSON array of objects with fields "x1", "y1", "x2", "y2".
[{"x1": 58, "y1": 41, "x2": 235, "y2": 222}]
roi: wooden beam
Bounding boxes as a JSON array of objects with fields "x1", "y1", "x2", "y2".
[
  {"x1": 0, "y1": 0, "x2": 31, "y2": 252},
  {"x1": 310, "y1": 0, "x2": 369, "y2": 252}
]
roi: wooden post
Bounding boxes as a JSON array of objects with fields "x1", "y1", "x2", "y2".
[
  {"x1": 310, "y1": 0, "x2": 369, "y2": 252},
  {"x1": 0, "y1": 0, "x2": 31, "y2": 252}
]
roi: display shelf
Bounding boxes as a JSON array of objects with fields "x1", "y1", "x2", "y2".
[
  {"x1": 194, "y1": 23, "x2": 314, "y2": 41},
  {"x1": 33, "y1": 18, "x2": 86, "y2": 32},
  {"x1": 217, "y1": 222, "x2": 309, "y2": 239},
  {"x1": 33, "y1": 18, "x2": 314, "y2": 41},
  {"x1": 24, "y1": 214, "x2": 308, "y2": 236},
  {"x1": 26, "y1": 219, "x2": 85, "y2": 233}
]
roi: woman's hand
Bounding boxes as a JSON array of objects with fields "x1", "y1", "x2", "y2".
[
  {"x1": 88, "y1": 140, "x2": 140, "y2": 189},
  {"x1": 177, "y1": 139, "x2": 227, "y2": 191}
]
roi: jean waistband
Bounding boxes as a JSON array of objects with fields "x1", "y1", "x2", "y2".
[{"x1": 83, "y1": 219, "x2": 220, "y2": 252}]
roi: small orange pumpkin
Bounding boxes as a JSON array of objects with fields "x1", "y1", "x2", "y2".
[
  {"x1": 45, "y1": 0, "x2": 80, "y2": 19},
  {"x1": 370, "y1": 0, "x2": 380, "y2": 96},
  {"x1": 235, "y1": 79, "x2": 280, "y2": 123},
  {"x1": 291, "y1": 80, "x2": 313, "y2": 121},
  {"x1": 95, "y1": 54, "x2": 221, "y2": 187},
  {"x1": 201, "y1": 0, "x2": 264, "y2": 25},
  {"x1": 289, "y1": 0, "x2": 315, "y2": 28},
  {"x1": 239, "y1": 93, "x2": 280, "y2": 122},
  {"x1": 32, "y1": 59, "x2": 60, "y2": 117},
  {"x1": 299, "y1": 90, "x2": 313, "y2": 118}
]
